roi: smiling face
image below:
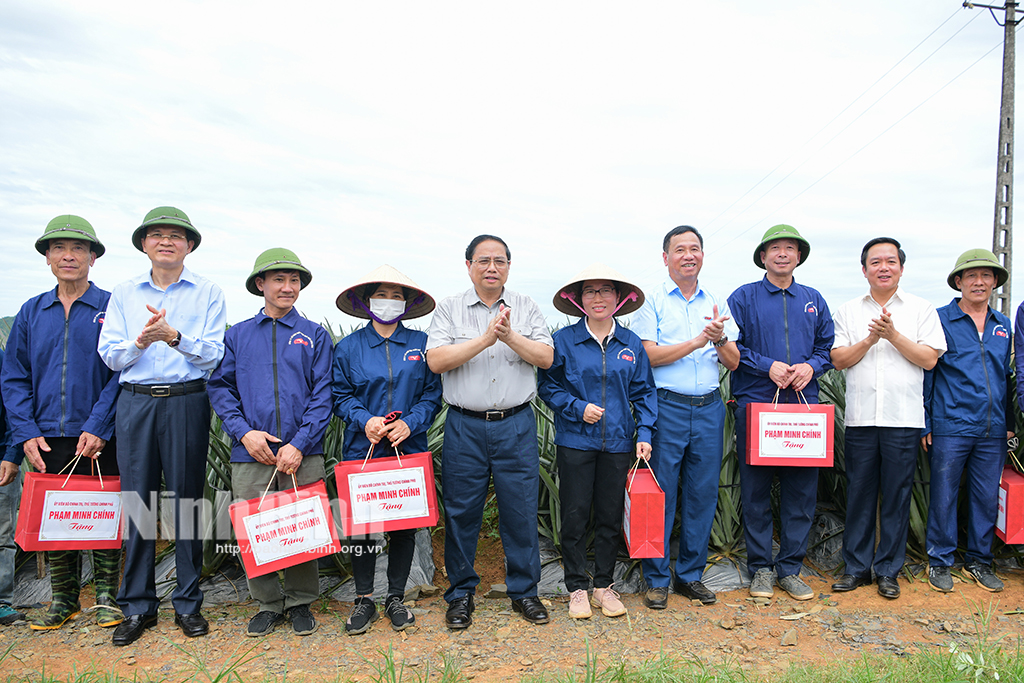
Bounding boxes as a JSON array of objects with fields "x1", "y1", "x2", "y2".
[
  {"x1": 760, "y1": 238, "x2": 801, "y2": 278},
  {"x1": 955, "y1": 267, "x2": 996, "y2": 307},
  {"x1": 46, "y1": 238, "x2": 95, "y2": 286},
  {"x1": 256, "y1": 270, "x2": 302, "y2": 318},
  {"x1": 663, "y1": 231, "x2": 703, "y2": 285},
  {"x1": 863, "y1": 242, "x2": 903, "y2": 297},
  {"x1": 580, "y1": 279, "x2": 620, "y2": 322},
  {"x1": 142, "y1": 227, "x2": 193, "y2": 269},
  {"x1": 466, "y1": 239, "x2": 510, "y2": 299}
]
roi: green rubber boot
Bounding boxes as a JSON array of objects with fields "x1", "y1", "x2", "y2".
[
  {"x1": 31, "y1": 551, "x2": 81, "y2": 630},
  {"x1": 92, "y1": 548, "x2": 123, "y2": 628}
]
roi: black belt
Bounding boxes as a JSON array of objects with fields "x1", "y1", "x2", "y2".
[
  {"x1": 123, "y1": 379, "x2": 207, "y2": 397},
  {"x1": 449, "y1": 402, "x2": 531, "y2": 421},
  {"x1": 657, "y1": 387, "x2": 721, "y2": 407}
]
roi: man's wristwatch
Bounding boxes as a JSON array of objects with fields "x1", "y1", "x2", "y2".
[
  {"x1": 168, "y1": 330, "x2": 182, "y2": 348},
  {"x1": 713, "y1": 336, "x2": 728, "y2": 348}
]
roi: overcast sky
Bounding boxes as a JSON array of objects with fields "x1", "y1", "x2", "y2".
[{"x1": 1, "y1": 1, "x2": 1019, "y2": 334}]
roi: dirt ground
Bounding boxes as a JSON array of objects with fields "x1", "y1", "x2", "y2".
[{"x1": 2, "y1": 534, "x2": 1023, "y2": 681}]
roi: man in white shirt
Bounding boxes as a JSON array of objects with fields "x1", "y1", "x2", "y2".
[{"x1": 829, "y1": 238, "x2": 945, "y2": 599}]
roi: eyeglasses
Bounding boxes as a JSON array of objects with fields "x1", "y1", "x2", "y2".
[
  {"x1": 581, "y1": 286, "x2": 617, "y2": 300},
  {"x1": 471, "y1": 257, "x2": 509, "y2": 269},
  {"x1": 146, "y1": 231, "x2": 188, "y2": 242}
]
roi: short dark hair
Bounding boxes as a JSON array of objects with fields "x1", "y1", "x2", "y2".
[
  {"x1": 860, "y1": 237, "x2": 906, "y2": 268},
  {"x1": 465, "y1": 234, "x2": 511, "y2": 261},
  {"x1": 662, "y1": 225, "x2": 703, "y2": 252}
]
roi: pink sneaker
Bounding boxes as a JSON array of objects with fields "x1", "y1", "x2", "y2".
[
  {"x1": 568, "y1": 590, "x2": 592, "y2": 619},
  {"x1": 591, "y1": 586, "x2": 627, "y2": 617}
]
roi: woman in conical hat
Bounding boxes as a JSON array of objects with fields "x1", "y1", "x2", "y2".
[
  {"x1": 331, "y1": 265, "x2": 441, "y2": 635},
  {"x1": 537, "y1": 263, "x2": 657, "y2": 620}
]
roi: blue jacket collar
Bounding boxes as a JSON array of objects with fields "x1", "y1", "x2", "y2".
[
  {"x1": 760, "y1": 275, "x2": 798, "y2": 295},
  {"x1": 567, "y1": 317, "x2": 629, "y2": 345},
  {"x1": 363, "y1": 321, "x2": 411, "y2": 348},
  {"x1": 255, "y1": 306, "x2": 302, "y2": 328},
  {"x1": 42, "y1": 282, "x2": 104, "y2": 310}
]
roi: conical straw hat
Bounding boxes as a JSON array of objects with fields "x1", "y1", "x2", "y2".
[
  {"x1": 335, "y1": 264, "x2": 435, "y2": 320},
  {"x1": 552, "y1": 263, "x2": 645, "y2": 317}
]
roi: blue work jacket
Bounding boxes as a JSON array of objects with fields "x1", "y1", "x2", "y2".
[
  {"x1": 538, "y1": 319, "x2": 657, "y2": 453},
  {"x1": 1, "y1": 284, "x2": 120, "y2": 463},
  {"x1": 728, "y1": 276, "x2": 834, "y2": 406},
  {"x1": 332, "y1": 323, "x2": 442, "y2": 460},
  {"x1": 208, "y1": 308, "x2": 334, "y2": 463},
  {"x1": 924, "y1": 300, "x2": 1014, "y2": 438},
  {"x1": 1, "y1": 349, "x2": 16, "y2": 461}
]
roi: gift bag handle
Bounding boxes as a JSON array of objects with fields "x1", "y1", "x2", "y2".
[
  {"x1": 769, "y1": 387, "x2": 812, "y2": 412},
  {"x1": 57, "y1": 452, "x2": 105, "y2": 490},
  {"x1": 360, "y1": 410, "x2": 405, "y2": 470},
  {"x1": 627, "y1": 455, "x2": 659, "y2": 492},
  {"x1": 258, "y1": 470, "x2": 300, "y2": 511}
]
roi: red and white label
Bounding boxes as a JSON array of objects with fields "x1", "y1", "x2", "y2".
[{"x1": 38, "y1": 491, "x2": 122, "y2": 542}]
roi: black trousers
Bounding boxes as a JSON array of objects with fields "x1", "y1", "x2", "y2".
[
  {"x1": 115, "y1": 389, "x2": 210, "y2": 617},
  {"x1": 557, "y1": 446, "x2": 631, "y2": 592}
]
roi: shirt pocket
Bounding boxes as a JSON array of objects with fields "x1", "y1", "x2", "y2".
[{"x1": 454, "y1": 326, "x2": 482, "y2": 365}]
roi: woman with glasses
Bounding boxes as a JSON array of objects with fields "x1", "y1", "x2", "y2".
[
  {"x1": 538, "y1": 264, "x2": 657, "y2": 619},
  {"x1": 332, "y1": 265, "x2": 442, "y2": 635}
]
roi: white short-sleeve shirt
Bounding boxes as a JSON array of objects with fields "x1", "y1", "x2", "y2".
[{"x1": 833, "y1": 288, "x2": 946, "y2": 428}]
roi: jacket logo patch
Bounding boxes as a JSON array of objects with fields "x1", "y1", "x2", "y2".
[
  {"x1": 993, "y1": 325, "x2": 1009, "y2": 338},
  {"x1": 94, "y1": 311, "x2": 105, "y2": 324},
  {"x1": 804, "y1": 302, "x2": 817, "y2": 315},
  {"x1": 289, "y1": 332, "x2": 313, "y2": 348},
  {"x1": 404, "y1": 349, "x2": 423, "y2": 362},
  {"x1": 618, "y1": 348, "x2": 636, "y2": 363}
]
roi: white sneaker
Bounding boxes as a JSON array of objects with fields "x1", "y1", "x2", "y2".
[{"x1": 568, "y1": 590, "x2": 592, "y2": 619}]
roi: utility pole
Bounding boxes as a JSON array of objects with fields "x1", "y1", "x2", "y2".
[{"x1": 966, "y1": 2, "x2": 1016, "y2": 314}]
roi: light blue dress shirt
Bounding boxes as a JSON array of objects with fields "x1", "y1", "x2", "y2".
[
  {"x1": 98, "y1": 266, "x2": 226, "y2": 384},
  {"x1": 630, "y1": 279, "x2": 738, "y2": 396}
]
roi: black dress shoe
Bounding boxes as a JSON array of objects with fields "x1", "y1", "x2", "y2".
[
  {"x1": 877, "y1": 576, "x2": 900, "y2": 599},
  {"x1": 174, "y1": 611, "x2": 209, "y2": 637},
  {"x1": 445, "y1": 595, "x2": 474, "y2": 630},
  {"x1": 831, "y1": 574, "x2": 872, "y2": 592},
  {"x1": 672, "y1": 578, "x2": 717, "y2": 605},
  {"x1": 112, "y1": 613, "x2": 158, "y2": 646},
  {"x1": 511, "y1": 596, "x2": 549, "y2": 624}
]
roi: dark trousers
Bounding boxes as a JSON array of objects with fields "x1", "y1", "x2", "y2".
[
  {"x1": 441, "y1": 407, "x2": 540, "y2": 602},
  {"x1": 735, "y1": 403, "x2": 819, "y2": 578},
  {"x1": 927, "y1": 435, "x2": 1005, "y2": 567},
  {"x1": 557, "y1": 446, "x2": 631, "y2": 592},
  {"x1": 350, "y1": 528, "x2": 418, "y2": 597},
  {"x1": 115, "y1": 389, "x2": 210, "y2": 617},
  {"x1": 641, "y1": 396, "x2": 724, "y2": 586},
  {"x1": 842, "y1": 426, "x2": 918, "y2": 578},
  {"x1": 36, "y1": 436, "x2": 120, "y2": 477}
]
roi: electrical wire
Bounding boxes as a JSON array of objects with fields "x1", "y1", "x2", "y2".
[
  {"x1": 709, "y1": 29, "x2": 1014, "y2": 256},
  {"x1": 704, "y1": 7, "x2": 977, "y2": 240}
]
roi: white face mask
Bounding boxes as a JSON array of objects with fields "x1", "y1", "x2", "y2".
[{"x1": 369, "y1": 298, "x2": 407, "y2": 323}]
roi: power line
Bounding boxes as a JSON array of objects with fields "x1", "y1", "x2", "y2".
[
  {"x1": 704, "y1": 7, "x2": 977, "y2": 240},
  {"x1": 709, "y1": 31, "x2": 1011, "y2": 257}
]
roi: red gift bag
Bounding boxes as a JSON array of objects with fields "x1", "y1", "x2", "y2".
[
  {"x1": 229, "y1": 478, "x2": 341, "y2": 578},
  {"x1": 335, "y1": 447, "x2": 439, "y2": 537},
  {"x1": 996, "y1": 466, "x2": 1024, "y2": 544},
  {"x1": 746, "y1": 393, "x2": 835, "y2": 467},
  {"x1": 623, "y1": 458, "x2": 665, "y2": 558},
  {"x1": 16, "y1": 464, "x2": 122, "y2": 551}
]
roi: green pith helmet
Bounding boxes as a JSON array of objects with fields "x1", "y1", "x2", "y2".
[
  {"x1": 946, "y1": 248, "x2": 1009, "y2": 290},
  {"x1": 753, "y1": 224, "x2": 810, "y2": 269},
  {"x1": 35, "y1": 215, "x2": 105, "y2": 257},
  {"x1": 245, "y1": 248, "x2": 313, "y2": 296},
  {"x1": 131, "y1": 206, "x2": 201, "y2": 252}
]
